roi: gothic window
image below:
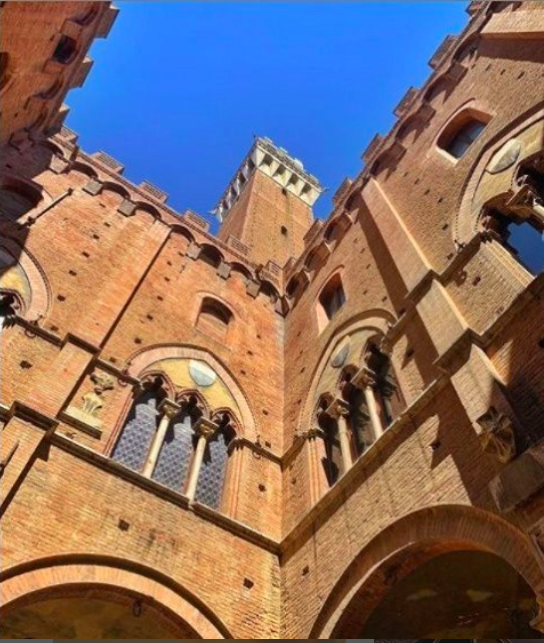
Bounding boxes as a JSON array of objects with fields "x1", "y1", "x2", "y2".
[
  {"x1": 366, "y1": 343, "x2": 405, "y2": 428},
  {"x1": 0, "y1": 182, "x2": 41, "y2": 223},
  {"x1": 112, "y1": 377, "x2": 166, "y2": 472},
  {"x1": 347, "y1": 387, "x2": 373, "y2": 459},
  {"x1": 197, "y1": 297, "x2": 232, "y2": 341},
  {"x1": 319, "y1": 273, "x2": 346, "y2": 323},
  {"x1": 483, "y1": 158, "x2": 544, "y2": 275},
  {"x1": 195, "y1": 414, "x2": 235, "y2": 510},
  {"x1": 438, "y1": 111, "x2": 490, "y2": 160},
  {"x1": 151, "y1": 398, "x2": 202, "y2": 493},
  {"x1": 53, "y1": 35, "x2": 78, "y2": 64},
  {"x1": 316, "y1": 396, "x2": 345, "y2": 487}
]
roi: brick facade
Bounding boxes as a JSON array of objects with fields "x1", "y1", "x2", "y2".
[{"x1": 1, "y1": 1, "x2": 544, "y2": 639}]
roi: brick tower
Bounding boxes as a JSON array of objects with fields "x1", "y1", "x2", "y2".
[{"x1": 216, "y1": 137, "x2": 323, "y2": 267}]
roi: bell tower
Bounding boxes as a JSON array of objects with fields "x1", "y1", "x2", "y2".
[{"x1": 215, "y1": 137, "x2": 323, "y2": 267}]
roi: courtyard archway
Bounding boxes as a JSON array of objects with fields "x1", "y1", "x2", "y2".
[
  {"x1": 0, "y1": 557, "x2": 232, "y2": 639},
  {"x1": 310, "y1": 505, "x2": 544, "y2": 639}
]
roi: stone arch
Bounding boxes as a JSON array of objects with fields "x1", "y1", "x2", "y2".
[
  {"x1": 309, "y1": 504, "x2": 544, "y2": 639},
  {"x1": 70, "y1": 160, "x2": 99, "y2": 179},
  {"x1": 127, "y1": 344, "x2": 256, "y2": 441},
  {"x1": 456, "y1": 102, "x2": 544, "y2": 245},
  {"x1": 298, "y1": 310, "x2": 395, "y2": 431},
  {"x1": 133, "y1": 200, "x2": 163, "y2": 222},
  {"x1": 0, "y1": 555, "x2": 232, "y2": 639},
  {"x1": 0, "y1": 236, "x2": 51, "y2": 320},
  {"x1": 101, "y1": 181, "x2": 131, "y2": 201}
]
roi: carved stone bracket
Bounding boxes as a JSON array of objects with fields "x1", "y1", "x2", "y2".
[{"x1": 476, "y1": 406, "x2": 516, "y2": 463}]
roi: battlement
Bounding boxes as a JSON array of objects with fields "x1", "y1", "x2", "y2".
[{"x1": 214, "y1": 137, "x2": 323, "y2": 224}]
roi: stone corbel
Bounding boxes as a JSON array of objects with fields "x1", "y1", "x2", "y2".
[
  {"x1": 83, "y1": 179, "x2": 103, "y2": 196},
  {"x1": 275, "y1": 295, "x2": 290, "y2": 317},
  {"x1": 49, "y1": 154, "x2": 70, "y2": 175},
  {"x1": 216, "y1": 260, "x2": 231, "y2": 280},
  {"x1": 185, "y1": 241, "x2": 200, "y2": 260},
  {"x1": 246, "y1": 279, "x2": 261, "y2": 298},
  {"x1": 118, "y1": 199, "x2": 137, "y2": 217}
]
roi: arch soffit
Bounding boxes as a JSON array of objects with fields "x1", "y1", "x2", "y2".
[
  {"x1": 0, "y1": 172, "x2": 52, "y2": 206},
  {"x1": 299, "y1": 310, "x2": 394, "y2": 428},
  {"x1": 310, "y1": 503, "x2": 544, "y2": 639},
  {"x1": 455, "y1": 102, "x2": 544, "y2": 244},
  {"x1": 0, "y1": 555, "x2": 232, "y2": 640},
  {"x1": 0, "y1": 236, "x2": 51, "y2": 320},
  {"x1": 126, "y1": 344, "x2": 256, "y2": 440}
]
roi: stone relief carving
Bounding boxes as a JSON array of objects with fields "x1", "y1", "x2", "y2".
[{"x1": 476, "y1": 406, "x2": 516, "y2": 463}]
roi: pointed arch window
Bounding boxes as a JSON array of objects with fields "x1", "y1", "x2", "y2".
[
  {"x1": 316, "y1": 342, "x2": 406, "y2": 488},
  {"x1": 195, "y1": 413, "x2": 236, "y2": 510},
  {"x1": 482, "y1": 156, "x2": 544, "y2": 275},
  {"x1": 111, "y1": 380, "x2": 239, "y2": 511},
  {"x1": 112, "y1": 376, "x2": 166, "y2": 472},
  {"x1": 152, "y1": 406, "x2": 197, "y2": 492}
]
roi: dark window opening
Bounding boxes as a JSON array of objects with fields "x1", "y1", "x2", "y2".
[
  {"x1": 444, "y1": 119, "x2": 486, "y2": 159},
  {"x1": 319, "y1": 274, "x2": 346, "y2": 321},
  {"x1": 281, "y1": 225, "x2": 288, "y2": 236},
  {"x1": 53, "y1": 35, "x2": 78, "y2": 64}
]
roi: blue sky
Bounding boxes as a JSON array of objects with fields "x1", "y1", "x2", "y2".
[{"x1": 66, "y1": 2, "x2": 470, "y2": 225}]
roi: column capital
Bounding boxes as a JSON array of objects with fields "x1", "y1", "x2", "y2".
[
  {"x1": 194, "y1": 417, "x2": 219, "y2": 440},
  {"x1": 158, "y1": 398, "x2": 181, "y2": 419},
  {"x1": 352, "y1": 366, "x2": 378, "y2": 390},
  {"x1": 325, "y1": 398, "x2": 350, "y2": 420}
]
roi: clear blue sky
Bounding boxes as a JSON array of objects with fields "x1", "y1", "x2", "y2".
[{"x1": 67, "y1": 1, "x2": 470, "y2": 225}]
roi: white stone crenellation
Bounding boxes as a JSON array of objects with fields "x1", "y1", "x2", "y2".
[{"x1": 214, "y1": 137, "x2": 323, "y2": 223}]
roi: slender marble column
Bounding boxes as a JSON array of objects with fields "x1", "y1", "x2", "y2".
[
  {"x1": 186, "y1": 418, "x2": 218, "y2": 501},
  {"x1": 142, "y1": 398, "x2": 180, "y2": 477}
]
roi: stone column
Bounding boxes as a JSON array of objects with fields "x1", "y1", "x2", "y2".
[
  {"x1": 142, "y1": 398, "x2": 180, "y2": 478},
  {"x1": 326, "y1": 398, "x2": 353, "y2": 470},
  {"x1": 185, "y1": 418, "x2": 218, "y2": 502},
  {"x1": 354, "y1": 368, "x2": 384, "y2": 440}
]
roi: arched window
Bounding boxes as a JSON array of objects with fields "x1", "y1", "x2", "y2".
[
  {"x1": 482, "y1": 158, "x2": 544, "y2": 275},
  {"x1": 438, "y1": 110, "x2": 490, "y2": 160},
  {"x1": 151, "y1": 396, "x2": 201, "y2": 492},
  {"x1": 197, "y1": 297, "x2": 233, "y2": 341},
  {"x1": 195, "y1": 412, "x2": 236, "y2": 509},
  {"x1": 112, "y1": 377, "x2": 166, "y2": 472},
  {"x1": 53, "y1": 35, "x2": 78, "y2": 64},
  {"x1": 0, "y1": 182, "x2": 41, "y2": 223},
  {"x1": 365, "y1": 343, "x2": 405, "y2": 428},
  {"x1": 318, "y1": 273, "x2": 346, "y2": 326},
  {"x1": 317, "y1": 398, "x2": 344, "y2": 487}
]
